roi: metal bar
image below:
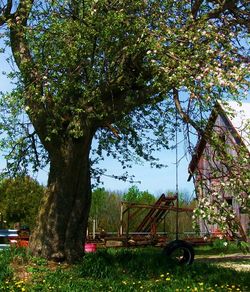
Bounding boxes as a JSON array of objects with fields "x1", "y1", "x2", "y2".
[
  {"x1": 123, "y1": 204, "x2": 192, "y2": 212},
  {"x1": 136, "y1": 194, "x2": 166, "y2": 232},
  {"x1": 119, "y1": 203, "x2": 124, "y2": 236},
  {"x1": 125, "y1": 207, "x2": 130, "y2": 246}
]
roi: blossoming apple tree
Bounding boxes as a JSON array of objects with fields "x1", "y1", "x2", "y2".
[{"x1": 0, "y1": 0, "x2": 249, "y2": 262}]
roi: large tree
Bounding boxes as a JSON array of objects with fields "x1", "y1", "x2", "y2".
[{"x1": 0, "y1": 0, "x2": 249, "y2": 262}]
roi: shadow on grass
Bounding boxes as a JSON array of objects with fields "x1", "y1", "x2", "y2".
[
  {"x1": 76, "y1": 248, "x2": 250, "y2": 283},
  {"x1": 1, "y1": 247, "x2": 249, "y2": 291}
]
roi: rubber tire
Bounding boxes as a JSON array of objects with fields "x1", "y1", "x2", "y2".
[{"x1": 163, "y1": 240, "x2": 194, "y2": 265}]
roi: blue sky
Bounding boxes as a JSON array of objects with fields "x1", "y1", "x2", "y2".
[
  {"x1": 0, "y1": 40, "x2": 195, "y2": 197},
  {"x1": 96, "y1": 141, "x2": 195, "y2": 196}
]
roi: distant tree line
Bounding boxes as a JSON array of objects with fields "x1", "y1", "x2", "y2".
[
  {"x1": 89, "y1": 186, "x2": 195, "y2": 238},
  {"x1": 0, "y1": 178, "x2": 195, "y2": 237}
]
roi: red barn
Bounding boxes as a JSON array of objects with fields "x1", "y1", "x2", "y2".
[{"x1": 188, "y1": 101, "x2": 250, "y2": 241}]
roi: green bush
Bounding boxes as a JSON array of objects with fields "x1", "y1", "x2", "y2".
[{"x1": 0, "y1": 176, "x2": 44, "y2": 229}]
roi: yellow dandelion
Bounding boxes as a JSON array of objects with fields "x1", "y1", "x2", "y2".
[
  {"x1": 160, "y1": 274, "x2": 164, "y2": 278},
  {"x1": 15, "y1": 281, "x2": 23, "y2": 286},
  {"x1": 166, "y1": 277, "x2": 171, "y2": 281},
  {"x1": 199, "y1": 283, "x2": 204, "y2": 286}
]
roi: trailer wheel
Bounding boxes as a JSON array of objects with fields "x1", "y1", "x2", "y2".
[{"x1": 163, "y1": 240, "x2": 194, "y2": 265}]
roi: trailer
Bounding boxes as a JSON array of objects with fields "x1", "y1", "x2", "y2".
[{"x1": 91, "y1": 193, "x2": 212, "y2": 265}]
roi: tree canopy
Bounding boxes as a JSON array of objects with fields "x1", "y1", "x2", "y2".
[{"x1": 0, "y1": 0, "x2": 249, "y2": 177}]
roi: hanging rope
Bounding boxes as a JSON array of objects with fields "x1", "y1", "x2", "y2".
[{"x1": 174, "y1": 90, "x2": 180, "y2": 241}]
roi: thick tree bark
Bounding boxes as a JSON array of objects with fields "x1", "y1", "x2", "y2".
[{"x1": 29, "y1": 133, "x2": 94, "y2": 263}]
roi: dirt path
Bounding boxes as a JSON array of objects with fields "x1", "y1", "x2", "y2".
[{"x1": 195, "y1": 253, "x2": 250, "y2": 271}]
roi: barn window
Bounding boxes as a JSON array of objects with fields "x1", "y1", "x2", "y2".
[
  {"x1": 219, "y1": 133, "x2": 226, "y2": 143},
  {"x1": 225, "y1": 198, "x2": 233, "y2": 206}
]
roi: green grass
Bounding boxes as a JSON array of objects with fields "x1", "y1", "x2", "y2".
[
  {"x1": 0, "y1": 249, "x2": 13, "y2": 283},
  {"x1": 0, "y1": 244, "x2": 249, "y2": 291},
  {"x1": 194, "y1": 239, "x2": 249, "y2": 256}
]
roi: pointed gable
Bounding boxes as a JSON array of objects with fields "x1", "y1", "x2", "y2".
[
  {"x1": 188, "y1": 101, "x2": 250, "y2": 181},
  {"x1": 221, "y1": 101, "x2": 250, "y2": 152}
]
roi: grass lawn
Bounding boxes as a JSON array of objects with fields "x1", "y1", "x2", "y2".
[{"x1": 0, "y1": 241, "x2": 249, "y2": 291}]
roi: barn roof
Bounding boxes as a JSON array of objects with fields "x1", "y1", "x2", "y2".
[
  {"x1": 223, "y1": 101, "x2": 250, "y2": 151},
  {"x1": 188, "y1": 101, "x2": 250, "y2": 181}
]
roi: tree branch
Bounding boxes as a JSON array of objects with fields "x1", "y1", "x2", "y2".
[
  {"x1": 195, "y1": 1, "x2": 250, "y2": 32},
  {"x1": 191, "y1": 0, "x2": 204, "y2": 19},
  {"x1": 0, "y1": 0, "x2": 13, "y2": 26},
  {"x1": 173, "y1": 88, "x2": 204, "y2": 136},
  {"x1": 9, "y1": 0, "x2": 34, "y2": 69},
  {"x1": 7, "y1": 1, "x2": 54, "y2": 149}
]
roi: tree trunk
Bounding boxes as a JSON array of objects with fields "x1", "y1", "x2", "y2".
[{"x1": 29, "y1": 133, "x2": 94, "y2": 263}]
